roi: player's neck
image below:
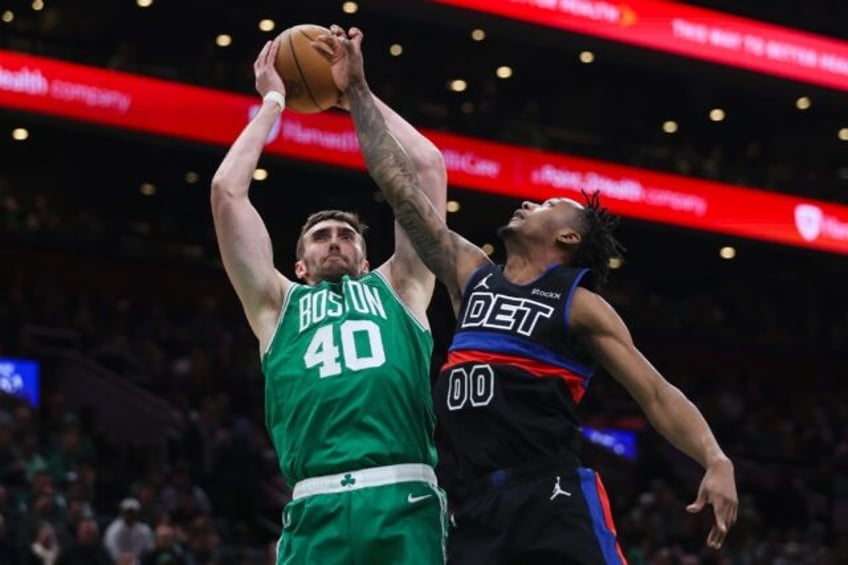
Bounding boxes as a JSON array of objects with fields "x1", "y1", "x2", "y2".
[{"x1": 503, "y1": 248, "x2": 563, "y2": 285}]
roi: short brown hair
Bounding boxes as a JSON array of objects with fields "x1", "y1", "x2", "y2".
[{"x1": 295, "y1": 210, "x2": 368, "y2": 260}]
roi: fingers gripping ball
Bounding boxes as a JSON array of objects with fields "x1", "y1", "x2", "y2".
[{"x1": 275, "y1": 24, "x2": 340, "y2": 113}]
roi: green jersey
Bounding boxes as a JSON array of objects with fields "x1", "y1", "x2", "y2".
[{"x1": 262, "y1": 270, "x2": 437, "y2": 485}]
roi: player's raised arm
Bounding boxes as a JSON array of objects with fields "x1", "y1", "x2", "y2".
[
  {"x1": 312, "y1": 26, "x2": 488, "y2": 312},
  {"x1": 371, "y1": 95, "x2": 446, "y2": 313},
  {"x1": 211, "y1": 39, "x2": 289, "y2": 349}
]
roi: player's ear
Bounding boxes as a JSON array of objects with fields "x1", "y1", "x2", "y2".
[
  {"x1": 556, "y1": 228, "x2": 581, "y2": 247},
  {"x1": 360, "y1": 258, "x2": 370, "y2": 273},
  {"x1": 294, "y1": 259, "x2": 308, "y2": 281}
]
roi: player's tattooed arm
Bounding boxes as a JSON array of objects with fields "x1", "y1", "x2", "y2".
[
  {"x1": 347, "y1": 82, "x2": 484, "y2": 306},
  {"x1": 319, "y1": 25, "x2": 489, "y2": 308},
  {"x1": 347, "y1": 83, "x2": 455, "y2": 280}
]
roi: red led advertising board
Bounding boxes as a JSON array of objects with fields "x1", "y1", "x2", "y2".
[
  {"x1": 431, "y1": 0, "x2": 848, "y2": 92},
  {"x1": 1, "y1": 50, "x2": 846, "y2": 253}
]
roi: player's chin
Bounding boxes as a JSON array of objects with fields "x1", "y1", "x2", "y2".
[
  {"x1": 321, "y1": 264, "x2": 356, "y2": 282},
  {"x1": 496, "y1": 224, "x2": 516, "y2": 240}
]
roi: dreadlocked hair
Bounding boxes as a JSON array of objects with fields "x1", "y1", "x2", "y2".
[{"x1": 571, "y1": 191, "x2": 625, "y2": 290}]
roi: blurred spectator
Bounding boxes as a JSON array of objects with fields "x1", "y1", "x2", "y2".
[
  {"x1": 103, "y1": 498, "x2": 153, "y2": 563},
  {"x1": 13, "y1": 404, "x2": 36, "y2": 441},
  {"x1": 18, "y1": 472, "x2": 66, "y2": 550},
  {"x1": 45, "y1": 418, "x2": 91, "y2": 485},
  {"x1": 54, "y1": 496, "x2": 93, "y2": 549},
  {"x1": 0, "y1": 513, "x2": 21, "y2": 565},
  {"x1": 56, "y1": 518, "x2": 113, "y2": 565},
  {"x1": 140, "y1": 524, "x2": 188, "y2": 565},
  {"x1": 18, "y1": 433, "x2": 48, "y2": 486},
  {"x1": 182, "y1": 514, "x2": 228, "y2": 565},
  {"x1": 131, "y1": 479, "x2": 167, "y2": 527},
  {"x1": 0, "y1": 411, "x2": 25, "y2": 486},
  {"x1": 160, "y1": 462, "x2": 212, "y2": 522},
  {"x1": 26, "y1": 521, "x2": 59, "y2": 565}
]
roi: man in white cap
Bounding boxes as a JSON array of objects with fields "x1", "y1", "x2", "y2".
[{"x1": 103, "y1": 497, "x2": 154, "y2": 563}]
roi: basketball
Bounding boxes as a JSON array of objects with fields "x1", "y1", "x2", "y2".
[{"x1": 275, "y1": 24, "x2": 340, "y2": 114}]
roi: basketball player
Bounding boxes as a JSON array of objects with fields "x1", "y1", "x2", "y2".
[
  {"x1": 318, "y1": 25, "x2": 738, "y2": 564},
  {"x1": 211, "y1": 37, "x2": 447, "y2": 564}
]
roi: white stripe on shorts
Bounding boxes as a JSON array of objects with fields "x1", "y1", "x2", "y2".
[{"x1": 292, "y1": 463, "x2": 437, "y2": 500}]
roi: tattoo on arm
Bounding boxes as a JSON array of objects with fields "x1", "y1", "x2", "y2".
[{"x1": 348, "y1": 84, "x2": 460, "y2": 291}]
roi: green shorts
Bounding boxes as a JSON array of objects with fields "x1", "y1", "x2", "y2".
[{"x1": 277, "y1": 464, "x2": 447, "y2": 565}]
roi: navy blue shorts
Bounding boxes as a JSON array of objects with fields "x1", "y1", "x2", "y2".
[{"x1": 448, "y1": 465, "x2": 627, "y2": 564}]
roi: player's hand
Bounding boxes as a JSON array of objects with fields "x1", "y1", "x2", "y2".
[
  {"x1": 254, "y1": 38, "x2": 286, "y2": 98},
  {"x1": 686, "y1": 457, "x2": 737, "y2": 549},
  {"x1": 311, "y1": 24, "x2": 366, "y2": 95}
]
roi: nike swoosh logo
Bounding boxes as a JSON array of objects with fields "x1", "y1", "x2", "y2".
[{"x1": 407, "y1": 493, "x2": 432, "y2": 504}]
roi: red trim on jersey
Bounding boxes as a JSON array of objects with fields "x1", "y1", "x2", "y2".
[
  {"x1": 594, "y1": 473, "x2": 628, "y2": 564},
  {"x1": 443, "y1": 349, "x2": 586, "y2": 403}
]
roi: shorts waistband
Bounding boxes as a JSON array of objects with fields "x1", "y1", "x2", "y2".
[{"x1": 292, "y1": 463, "x2": 437, "y2": 500}]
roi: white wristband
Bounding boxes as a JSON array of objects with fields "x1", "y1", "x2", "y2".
[{"x1": 263, "y1": 91, "x2": 286, "y2": 112}]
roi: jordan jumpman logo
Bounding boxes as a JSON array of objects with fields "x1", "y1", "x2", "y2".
[
  {"x1": 473, "y1": 274, "x2": 493, "y2": 290},
  {"x1": 550, "y1": 476, "x2": 572, "y2": 500}
]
